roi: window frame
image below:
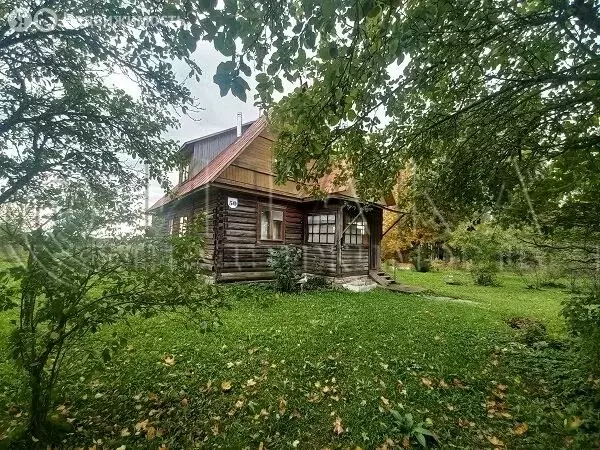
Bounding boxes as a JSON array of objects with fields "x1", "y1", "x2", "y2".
[
  {"x1": 306, "y1": 212, "x2": 336, "y2": 245},
  {"x1": 179, "y1": 155, "x2": 191, "y2": 184},
  {"x1": 257, "y1": 204, "x2": 286, "y2": 243},
  {"x1": 343, "y1": 215, "x2": 369, "y2": 247}
]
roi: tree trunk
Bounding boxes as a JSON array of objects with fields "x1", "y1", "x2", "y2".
[{"x1": 29, "y1": 369, "x2": 50, "y2": 441}]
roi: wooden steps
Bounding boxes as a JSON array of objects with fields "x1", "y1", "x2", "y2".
[
  {"x1": 369, "y1": 270, "x2": 397, "y2": 287},
  {"x1": 369, "y1": 270, "x2": 426, "y2": 294}
]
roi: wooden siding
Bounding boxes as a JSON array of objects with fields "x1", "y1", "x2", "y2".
[
  {"x1": 156, "y1": 187, "x2": 383, "y2": 281},
  {"x1": 214, "y1": 131, "x2": 303, "y2": 198},
  {"x1": 219, "y1": 191, "x2": 303, "y2": 281},
  {"x1": 159, "y1": 187, "x2": 218, "y2": 271},
  {"x1": 187, "y1": 124, "x2": 252, "y2": 179}
]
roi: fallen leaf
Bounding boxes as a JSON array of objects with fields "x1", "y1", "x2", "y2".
[
  {"x1": 438, "y1": 379, "x2": 449, "y2": 389},
  {"x1": 181, "y1": 397, "x2": 189, "y2": 406},
  {"x1": 486, "y1": 435, "x2": 504, "y2": 447},
  {"x1": 221, "y1": 380, "x2": 232, "y2": 392},
  {"x1": 246, "y1": 378, "x2": 257, "y2": 388},
  {"x1": 421, "y1": 377, "x2": 433, "y2": 388},
  {"x1": 567, "y1": 416, "x2": 583, "y2": 430},
  {"x1": 163, "y1": 354, "x2": 175, "y2": 366},
  {"x1": 513, "y1": 422, "x2": 528, "y2": 435},
  {"x1": 134, "y1": 419, "x2": 149, "y2": 432},
  {"x1": 146, "y1": 426, "x2": 156, "y2": 440},
  {"x1": 278, "y1": 398, "x2": 287, "y2": 414},
  {"x1": 333, "y1": 416, "x2": 344, "y2": 435},
  {"x1": 120, "y1": 428, "x2": 131, "y2": 437},
  {"x1": 380, "y1": 396, "x2": 391, "y2": 408},
  {"x1": 235, "y1": 399, "x2": 245, "y2": 409},
  {"x1": 452, "y1": 378, "x2": 466, "y2": 389}
]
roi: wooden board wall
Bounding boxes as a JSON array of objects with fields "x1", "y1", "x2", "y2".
[
  {"x1": 214, "y1": 131, "x2": 304, "y2": 198},
  {"x1": 219, "y1": 191, "x2": 304, "y2": 281}
]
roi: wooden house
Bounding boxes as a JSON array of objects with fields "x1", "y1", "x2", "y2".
[{"x1": 148, "y1": 116, "x2": 391, "y2": 282}]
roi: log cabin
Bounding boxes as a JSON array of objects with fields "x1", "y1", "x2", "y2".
[{"x1": 148, "y1": 115, "x2": 392, "y2": 282}]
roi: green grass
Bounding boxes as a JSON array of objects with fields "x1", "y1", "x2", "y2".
[
  {"x1": 0, "y1": 272, "x2": 597, "y2": 449},
  {"x1": 391, "y1": 269, "x2": 567, "y2": 334}
]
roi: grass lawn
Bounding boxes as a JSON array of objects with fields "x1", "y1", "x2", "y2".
[{"x1": 0, "y1": 271, "x2": 597, "y2": 449}]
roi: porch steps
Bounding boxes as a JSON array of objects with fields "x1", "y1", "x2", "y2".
[
  {"x1": 368, "y1": 270, "x2": 426, "y2": 294},
  {"x1": 368, "y1": 270, "x2": 397, "y2": 287}
]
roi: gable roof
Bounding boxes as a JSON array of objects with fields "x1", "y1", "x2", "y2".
[
  {"x1": 149, "y1": 117, "x2": 268, "y2": 211},
  {"x1": 149, "y1": 116, "x2": 394, "y2": 211}
]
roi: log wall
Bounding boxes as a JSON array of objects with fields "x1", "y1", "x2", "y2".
[{"x1": 219, "y1": 190, "x2": 304, "y2": 281}]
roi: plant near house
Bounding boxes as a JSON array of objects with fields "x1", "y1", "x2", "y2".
[
  {"x1": 562, "y1": 283, "x2": 600, "y2": 372},
  {"x1": 0, "y1": 188, "x2": 223, "y2": 443},
  {"x1": 387, "y1": 410, "x2": 438, "y2": 448},
  {"x1": 267, "y1": 246, "x2": 302, "y2": 293}
]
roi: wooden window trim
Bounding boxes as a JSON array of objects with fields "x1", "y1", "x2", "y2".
[
  {"x1": 306, "y1": 212, "x2": 336, "y2": 245},
  {"x1": 257, "y1": 203, "x2": 286, "y2": 243},
  {"x1": 343, "y1": 215, "x2": 369, "y2": 247}
]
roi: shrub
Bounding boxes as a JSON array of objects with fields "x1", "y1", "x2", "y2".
[
  {"x1": 562, "y1": 284, "x2": 600, "y2": 371},
  {"x1": 472, "y1": 262, "x2": 499, "y2": 286},
  {"x1": 267, "y1": 245, "x2": 302, "y2": 293},
  {"x1": 410, "y1": 250, "x2": 431, "y2": 272},
  {"x1": 508, "y1": 317, "x2": 548, "y2": 346},
  {"x1": 303, "y1": 275, "x2": 331, "y2": 291}
]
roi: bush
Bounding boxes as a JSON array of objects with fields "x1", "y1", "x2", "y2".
[
  {"x1": 267, "y1": 245, "x2": 302, "y2": 293},
  {"x1": 410, "y1": 250, "x2": 430, "y2": 272},
  {"x1": 303, "y1": 275, "x2": 331, "y2": 291},
  {"x1": 562, "y1": 284, "x2": 600, "y2": 371},
  {"x1": 508, "y1": 317, "x2": 548, "y2": 346},
  {"x1": 472, "y1": 262, "x2": 499, "y2": 286}
]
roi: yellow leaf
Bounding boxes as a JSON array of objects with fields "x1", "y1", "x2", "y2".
[
  {"x1": 513, "y1": 422, "x2": 528, "y2": 435},
  {"x1": 163, "y1": 354, "x2": 175, "y2": 366},
  {"x1": 438, "y1": 379, "x2": 449, "y2": 389},
  {"x1": 486, "y1": 435, "x2": 504, "y2": 447},
  {"x1": 134, "y1": 419, "x2": 148, "y2": 432},
  {"x1": 333, "y1": 416, "x2": 344, "y2": 435},
  {"x1": 120, "y1": 428, "x2": 131, "y2": 437},
  {"x1": 421, "y1": 377, "x2": 433, "y2": 388},
  {"x1": 146, "y1": 426, "x2": 156, "y2": 440},
  {"x1": 221, "y1": 380, "x2": 232, "y2": 392},
  {"x1": 278, "y1": 397, "x2": 287, "y2": 414},
  {"x1": 567, "y1": 416, "x2": 583, "y2": 430}
]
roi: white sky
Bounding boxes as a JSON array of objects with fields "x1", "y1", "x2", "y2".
[{"x1": 144, "y1": 41, "x2": 261, "y2": 204}]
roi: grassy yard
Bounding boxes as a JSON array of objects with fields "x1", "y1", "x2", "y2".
[{"x1": 0, "y1": 271, "x2": 597, "y2": 449}]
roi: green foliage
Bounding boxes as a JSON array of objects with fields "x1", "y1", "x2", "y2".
[
  {"x1": 0, "y1": 190, "x2": 223, "y2": 441},
  {"x1": 410, "y1": 250, "x2": 431, "y2": 273},
  {"x1": 562, "y1": 284, "x2": 600, "y2": 372},
  {"x1": 508, "y1": 317, "x2": 549, "y2": 347},
  {"x1": 450, "y1": 222, "x2": 524, "y2": 286},
  {"x1": 388, "y1": 410, "x2": 438, "y2": 448},
  {"x1": 267, "y1": 246, "x2": 302, "y2": 293},
  {"x1": 303, "y1": 275, "x2": 331, "y2": 291}
]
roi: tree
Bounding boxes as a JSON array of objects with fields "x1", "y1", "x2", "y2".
[
  {"x1": 208, "y1": 0, "x2": 599, "y2": 266},
  {"x1": 0, "y1": 184, "x2": 223, "y2": 442},
  {"x1": 0, "y1": 0, "x2": 253, "y2": 205}
]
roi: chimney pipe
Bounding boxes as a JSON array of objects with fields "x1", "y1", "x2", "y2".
[{"x1": 236, "y1": 112, "x2": 242, "y2": 137}]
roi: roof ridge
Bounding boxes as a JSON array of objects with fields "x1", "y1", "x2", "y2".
[{"x1": 148, "y1": 116, "x2": 268, "y2": 211}]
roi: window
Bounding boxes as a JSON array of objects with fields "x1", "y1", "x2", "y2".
[
  {"x1": 307, "y1": 214, "x2": 336, "y2": 244},
  {"x1": 179, "y1": 158, "x2": 190, "y2": 184},
  {"x1": 168, "y1": 217, "x2": 174, "y2": 235},
  {"x1": 344, "y1": 217, "x2": 367, "y2": 245},
  {"x1": 178, "y1": 216, "x2": 188, "y2": 236},
  {"x1": 260, "y1": 207, "x2": 285, "y2": 241}
]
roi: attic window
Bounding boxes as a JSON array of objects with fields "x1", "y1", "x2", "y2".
[
  {"x1": 259, "y1": 206, "x2": 285, "y2": 241},
  {"x1": 179, "y1": 157, "x2": 190, "y2": 184}
]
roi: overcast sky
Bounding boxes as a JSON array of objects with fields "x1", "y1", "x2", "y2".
[{"x1": 147, "y1": 41, "x2": 261, "y2": 204}]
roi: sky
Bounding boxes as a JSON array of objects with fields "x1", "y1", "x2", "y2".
[{"x1": 146, "y1": 41, "x2": 261, "y2": 204}]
